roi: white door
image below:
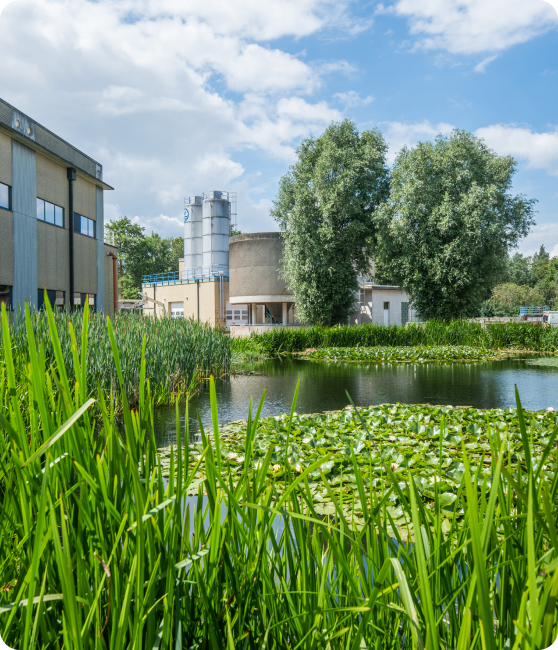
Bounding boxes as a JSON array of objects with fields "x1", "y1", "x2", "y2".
[
  {"x1": 170, "y1": 302, "x2": 184, "y2": 319},
  {"x1": 383, "y1": 301, "x2": 389, "y2": 326}
]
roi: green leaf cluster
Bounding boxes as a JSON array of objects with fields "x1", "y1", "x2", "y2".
[
  {"x1": 302, "y1": 345, "x2": 507, "y2": 363},
  {"x1": 377, "y1": 129, "x2": 536, "y2": 319},
  {"x1": 271, "y1": 119, "x2": 390, "y2": 326},
  {"x1": 104, "y1": 217, "x2": 184, "y2": 299}
]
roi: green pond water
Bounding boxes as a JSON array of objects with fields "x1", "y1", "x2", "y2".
[{"x1": 154, "y1": 355, "x2": 558, "y2": 447}]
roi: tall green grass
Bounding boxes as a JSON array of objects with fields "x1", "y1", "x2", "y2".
[
  {"x1": 233, "y1": 320, "x2": 558, "y2": 356},
  {"x1": 0, "y1": 306, "x2": 230, "y2": 406},
  {"x1": 0, "y1": 301, "x2": 557, "y2": 648}
]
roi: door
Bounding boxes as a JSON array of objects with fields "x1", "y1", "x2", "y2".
[
  {"x1": 170, "y1": 302, "x2": 184, "y2": 319},
  {"x1": 383, "y1": 301, "x2": 389, "y2": 326}
]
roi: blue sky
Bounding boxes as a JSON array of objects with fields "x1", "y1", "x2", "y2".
[{"x1": 0, "y1": 0, "x2": 556, "y2": 256}]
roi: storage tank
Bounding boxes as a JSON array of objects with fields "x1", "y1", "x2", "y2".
[
  {"x1": 184, "y1": 196, "x2": 203, "y2": 272},
  {"x1": 202, "y1": 191, "x2": 230, "y2": 270}
]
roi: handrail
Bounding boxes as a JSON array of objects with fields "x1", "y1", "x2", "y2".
[
  {"x1": 141, "y1": 267, "x2": 229, "y2": 286},
  {"x1": 519, "y1": 306, "x2": 549, "y2": 315}
]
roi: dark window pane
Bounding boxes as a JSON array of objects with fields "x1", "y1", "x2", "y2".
[
  {"x1": 36, "y1": 198, "x2": 45, "y2": 221},
  {"x1": 74, "y1": 213, "x2": 80, "y2": 233},
  {"x1": 55, "y1": 205, "x2": 63, "y2": 228},
  {"x1": 45, "y1": 202, "x2": 55, "y2": 224},
  {"x1": 0, "y1": 183, "x2": 10, "y2": 210}
]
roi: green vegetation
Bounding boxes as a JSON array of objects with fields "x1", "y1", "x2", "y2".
[
  {"x1": 231, "y1": 319, "x2": 558, "y2": 358},
  {"x1": 302, "y1": 345, "x2": 507, "y2": 363},
  {"x1": 0, "y1": 308, "x2": 230, "y2": 406},
  {"x1": 160, "y1": 401, "x2": 557, "y2": 532},
  {"x1": 271, "y1": 119, "x2": 389, "y2": 326},
  {"x1": 2, "y1": 302, "x2": 557, "y2": 648},
  {"x1": 377, "y1": 130, "x2": 535, "y2": 319},
  {"x1": 482, "y1": 245, "x2": 558, "y2": 317},
  {"x1": 105, "y1": 216, "x2": 184, "y2": 298}
]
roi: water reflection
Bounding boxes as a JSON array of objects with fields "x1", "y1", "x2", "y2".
[{"x1": 154, "y1": 356, "x2": 558, "y2": 448}]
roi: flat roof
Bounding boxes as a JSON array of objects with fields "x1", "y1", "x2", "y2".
[{"x1": 0, "y1": 97, "x2": 113, "y2": 190}]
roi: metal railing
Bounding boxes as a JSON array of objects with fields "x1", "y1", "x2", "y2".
[
  {"x1": 519, "y1": 306, "x2": 549, "y2": 315},
  {"x1": 141, "y1": 267, "x2": 229, "y2": 286}
]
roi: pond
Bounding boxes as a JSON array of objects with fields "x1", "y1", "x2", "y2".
[{"x1": 154, "y1": 355, "x2": 558, "y2": 447}]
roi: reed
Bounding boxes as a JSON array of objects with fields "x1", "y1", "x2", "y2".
[
  {"x1": 232, "y1": 319, "x2": 558, "y2": 357},
  {"x1": 0, "y1": 305, "x2": 230, "y2": 407},
  {"x1": 0, "y1": 301, "x2": 557, "y2": 648}
]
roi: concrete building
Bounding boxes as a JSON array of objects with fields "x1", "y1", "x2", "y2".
[
  {"x1": 0, "y1": 98, "x2": 117, "y2": 315},
  {"x1": 229, "y1": 232, "x2": 296, "y2": 326},
  {"x1": 352, "y1": 283, "x2": 416, "y2": 326}
]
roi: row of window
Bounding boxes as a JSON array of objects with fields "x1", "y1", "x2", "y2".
[
  {"x1": 37, "y1": 291, "x2": 96, "y2": 310},
  {"x1": 37, "y1": 198, "x2": 64, "y2": 228},
  {"x1": 0, "y1": 286, "x2": 96, "y2": 312},
  {"x1": 226, "y1": 310, "x2": 249, "y2": 321},
  {"x1": 1, "y1": 182, "x2": 96, "y2": 238}
]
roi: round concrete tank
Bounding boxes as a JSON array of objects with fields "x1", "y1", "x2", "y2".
[
  {"x1": 184, "y1": 196, "x2": 203, "y2": 271},
  {"x1": 229, "y1": 232, "x2": 293, "y2": 304},
  {"x1": 202, "y1": 191, "x2": 230, "y2": 269}
]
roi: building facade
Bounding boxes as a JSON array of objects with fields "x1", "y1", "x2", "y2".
[
  {"x1": 0, "y1": 98, "x2": 117, "y2": 315},
  {"x1": 352, "y1": 283, "x2": 415, "y2": 326}
]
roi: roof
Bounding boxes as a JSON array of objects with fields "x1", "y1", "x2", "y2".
[{"x1": 0, "y1": 97, "x2": 113, "y2": 190}]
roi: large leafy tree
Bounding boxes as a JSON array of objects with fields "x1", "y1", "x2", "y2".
[
  {"x1": 271, "y1": 120, "x2": 389, "y2": 326},
  {"x1": 377, "y1": 130, "x2": 536, "y2": 319},
  {"x1": 105, "y1": 217, "x2": 184, "y2": 299}
]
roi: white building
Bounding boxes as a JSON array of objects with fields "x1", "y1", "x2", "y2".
[{"x1": 352, "y1": 283, "x2": 415, "y2": 326}]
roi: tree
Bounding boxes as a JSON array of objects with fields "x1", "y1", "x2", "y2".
[
  {"x1": 377, "y1": 130, "x2": 536, "y2": 320},
  {"x1": 271, "y1": 119, "x2": 389, "y2": 326},
  {"x1": 531, "y1": 245, "x2": 550, "y2": 284},
  {"x1": 507, "y1": 252, "x2": 532, "y2": 287},
  {"x1": 105, "y1": 217, "x2": 184, "y2": 299},
  {"x1": 486, "y1": 283, "x2": 544, "y2": 317}
]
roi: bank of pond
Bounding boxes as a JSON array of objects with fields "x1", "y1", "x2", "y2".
[{"x1": 1, "y1": 303, "x2": 558, "y2": 647}]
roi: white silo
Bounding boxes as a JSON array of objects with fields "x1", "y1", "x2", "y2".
[
  {"x1": 202, "y1": 191, "x2": 230, "y2": 270},
  {"x1": 184, "y1": 196, "x2": 203, "y2": 272}
]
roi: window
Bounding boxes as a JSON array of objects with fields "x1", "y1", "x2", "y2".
[
  {"x1": 38, "y1": 290, "x2": 65, "y2": 311},
  {"x1": 37, "y1": 199, "x2": 64, "y2": 228},
  {"x1": 74, "y1": 213, "x2": 96, "y2": 238},
  {"x1": 0, "y1": 182, "x2": 10, "y2": 211},
  {"x1": 74, "y1": 293, "x2": 96, "y2": 310},
  {"x1": 383, "y1": 302, "x2": 389, "y2": 310},
  {"x1": 0, "y1": 285, "x2": 12, "y2": 311}
]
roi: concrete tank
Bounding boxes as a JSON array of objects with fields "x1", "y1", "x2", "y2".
[
  {"x1": 229, "y1": 232, "x2": 293, "y2": 303},
  {"x1": 202, "y1": 191, "x2": 230, "y2": 270},
  {"x1": 184, "y1": 196, "x2": 203, "y2": 271}
]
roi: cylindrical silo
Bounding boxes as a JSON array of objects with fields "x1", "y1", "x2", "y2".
[
  {"x1": 184, "y1": 196, "x2": 203, "y2": 272},
  {"x1": 202, "y1": 191, "x2": 230, "y2": 270}
]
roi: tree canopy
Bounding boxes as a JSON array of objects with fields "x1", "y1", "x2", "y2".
[
  {"x1": 377, "y1": 129, "x2": 536, "y2": 319},
  {"x1": 105, "y1": 217, "x2": 184, "y2": 299},
  {"x1": 271, "y1": 119, "x2": 389, "y2": 326}
]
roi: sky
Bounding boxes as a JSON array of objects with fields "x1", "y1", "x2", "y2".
[{"x1": 0, "y1": 0, "x2": 557, "y2": 257}]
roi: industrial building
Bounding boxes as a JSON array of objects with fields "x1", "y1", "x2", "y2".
[
  {"x1": 0, "y1": 97, "x2": 118, "y2": 315},
  {"x1": 141, "y1": 192, "x2": 413, "y2": 329}
]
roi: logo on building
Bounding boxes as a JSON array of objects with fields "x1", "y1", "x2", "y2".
[{"x1": 184, "y1": 208, "x2": 190, "y2": 223}]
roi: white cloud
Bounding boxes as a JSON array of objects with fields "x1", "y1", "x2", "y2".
[
  {"x1": 474, "y1": 55, "x2": 498, "y2": 73},
  {"x1": 381, "y1": 120, "x2": 455, "y2": 163},
  {"x1": 333, "y1": 91, "x2": 374, "y2": 107},
  {"x1": 516, "y1": 223, "x2": 558, "y2": 257},
  {"x1": 475, "y1": 124, "x2": 558, "y2": 176},
  {"x1": 0, "y1": 0, "x2": 362, "y2": 238},
  {"x1": 388, "y1": 0, "x2": 557, "y2": 55}
]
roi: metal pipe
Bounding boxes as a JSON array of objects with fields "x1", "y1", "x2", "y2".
[
  {"x1": 107, "y1": 252, "x2": 117, "y2": 314},
  {"x1": 196, "y1": 280, "x2": 200, "y2": 322},
  {"x1": 67, "y1": 167, "x2": 76, "y2": 309}
]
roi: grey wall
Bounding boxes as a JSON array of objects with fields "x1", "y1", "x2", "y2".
[
  {"x1": 96, "y1": 186, "x2": 105, "y2": 312},
  {"x1": 12, "y1": 140, "x2": 37, "y2": 310},
  {"x1": 229, "y1": 232, "x2": 293, "y2": 300}
]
